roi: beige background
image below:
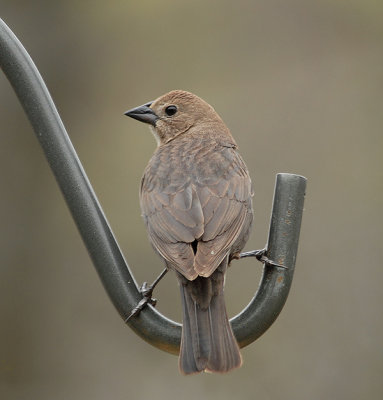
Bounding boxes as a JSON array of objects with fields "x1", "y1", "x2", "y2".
[{"x1": 1, "y1": 1, "x2": 382, "y2": 399}]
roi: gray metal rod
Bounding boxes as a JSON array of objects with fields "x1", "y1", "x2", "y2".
[
  {"x1": 0, "y1": 17, "x2": 143, "y2": 337},
  {"x1": 234, "y1": 173, "x2": 306, "y2": 347},
  {"x1": 0, "y1": 18, "x2": 306, "y2": 355}
]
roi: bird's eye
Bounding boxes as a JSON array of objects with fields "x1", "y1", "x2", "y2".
[{"x1": 165, "y1": 105, "x2": 178, "y2": 116}]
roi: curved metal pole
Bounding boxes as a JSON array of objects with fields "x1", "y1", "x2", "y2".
[
  {"x1": 0, "y1": 18, "x2": 306, "y2": 355},
  {"x1": 234, "y1": 173, "x2": 306, "y2": 347}
]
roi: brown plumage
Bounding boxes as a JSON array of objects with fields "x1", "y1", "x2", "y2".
[{"x1": 125, "y1": 90, "x2": 253, "y2": 374}]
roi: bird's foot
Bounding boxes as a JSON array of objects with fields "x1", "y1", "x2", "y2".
[
  {"x1": 239, "y1": 248, "x2": 288, "y2": 269},
  {"x1": 125, "y1": 282, "x2": 157, "y2": 322},
  {"x1": 125, "y1": 268, "x2": 168, "y2": 322}
]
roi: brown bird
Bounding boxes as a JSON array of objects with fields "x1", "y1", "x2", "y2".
[{"x1": 125, "y1": 90, "x2": 253, "y2": 374}]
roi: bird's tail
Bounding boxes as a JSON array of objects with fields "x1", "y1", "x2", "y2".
[{"x1": 177, "y1": 267, "x2": 242, "y2": 374}]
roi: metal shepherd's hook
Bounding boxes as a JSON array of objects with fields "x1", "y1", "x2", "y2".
[{"x1": 0, "y1": 18, "x2": 306, "y2": 355}]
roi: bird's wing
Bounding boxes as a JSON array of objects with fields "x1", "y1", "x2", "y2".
[
  {"x1": 193, "y1": 149, "x2": 253, "y2": 277},
  {"x1": 140, "y1": 183, "x2": 204, "y2": 279},
  {"x1": 140, "y1": 145, "x2": 253, "y2": 280}
]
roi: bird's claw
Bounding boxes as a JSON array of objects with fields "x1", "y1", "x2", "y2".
[
  {"x1": 239, "y1": 248, "x2": 288, "y2": 269},
  {"x1": 125, "y1": 282, "x2": 157, "y2": 323},
  {"x1": 124, "y1": 268, "x2": 168, "y2": 323},
  {"x1": 140, "y1": 282, "x2": 157, "y2": 303}
]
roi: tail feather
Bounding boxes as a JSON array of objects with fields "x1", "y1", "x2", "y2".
[
  {"x1": 179, "y1": 287, "x2": 210, "y2": 373},
  {"x1": 178, "y1": 267, "x2": 242, "y2": 374},
  {"x1": 206, "y1": 288, "x2": 242, "y2": 372}
]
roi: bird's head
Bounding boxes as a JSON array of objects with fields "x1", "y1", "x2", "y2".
[{"x1": 125, "y1": 90, "x2": 231, "y2": 145}]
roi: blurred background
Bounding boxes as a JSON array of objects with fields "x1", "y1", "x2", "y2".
[{"x1": 1, "y1": 1, "x2": 382, "y2": 399}]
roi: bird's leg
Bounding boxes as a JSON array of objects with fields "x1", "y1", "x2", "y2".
[
  {"x1": 239, "y1": 248, "x2": 288, "y2": 269},
  {"x1": 125, "y1": 268, "x2": 168, "y2": 322}
]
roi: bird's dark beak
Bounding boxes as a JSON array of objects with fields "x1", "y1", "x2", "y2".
[{"x1": 124, "y1": 102, "x2": 158, "y2": 126}]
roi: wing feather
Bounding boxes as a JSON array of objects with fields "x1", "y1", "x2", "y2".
[{"x1": 140, "y1": 143, "x2": 253, "y2": 279}]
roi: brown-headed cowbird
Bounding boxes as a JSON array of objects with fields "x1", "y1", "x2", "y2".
[{"x1": 125, "y1": 90, "x2": 253, "y2": 374}]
